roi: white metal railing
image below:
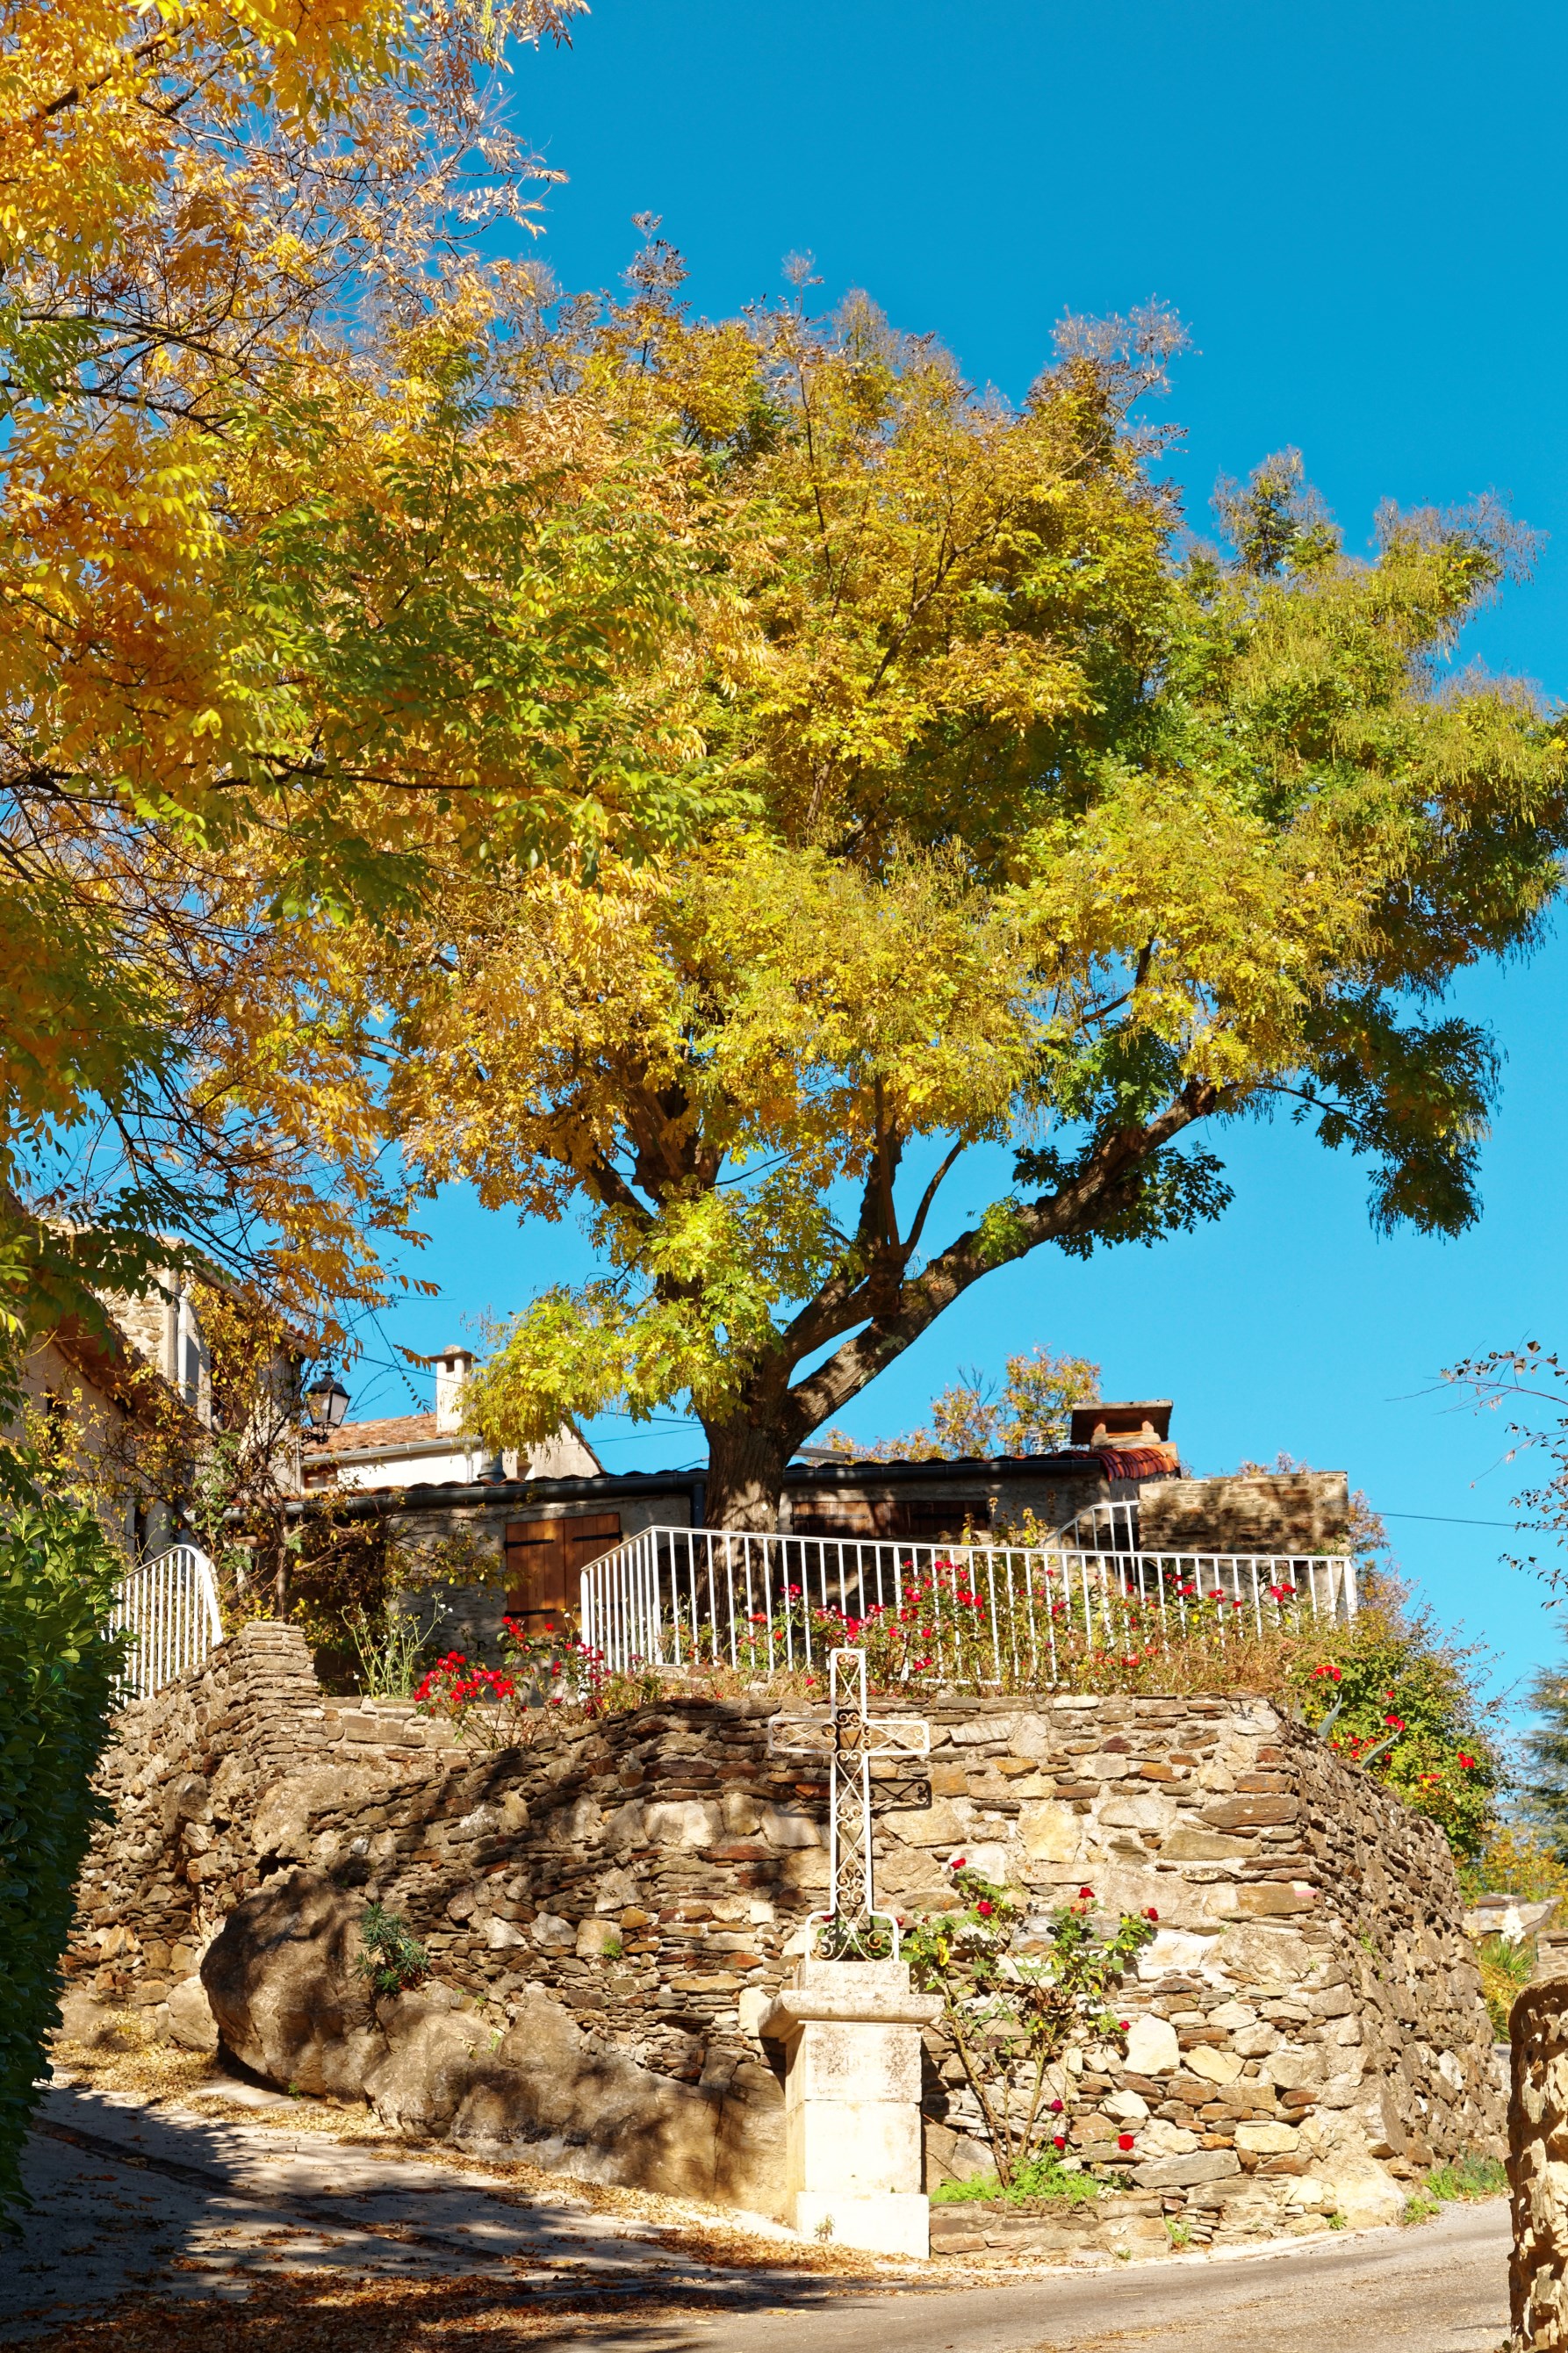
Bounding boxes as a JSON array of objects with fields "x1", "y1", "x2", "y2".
[
  {"x1": 579, "y1": 1524, "x2": 1357, "y2": 1683},
  {"x1": 110, "y1": 1543, "x2": 223, "y2": 1700},
  {"x1": 1065, "y1": 1497, "x2": 1142, "y2": 1551}
]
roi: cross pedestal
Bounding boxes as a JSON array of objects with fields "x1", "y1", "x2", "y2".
[
  {"x1": 761, "y1": 1653, "x2": 939, "y2": 2256},
  {"x1": 759, "y1": 1959, "x2": 941, "y2": 2257}
]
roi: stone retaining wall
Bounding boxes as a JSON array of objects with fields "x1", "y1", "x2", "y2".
[
  {"x1": 1509, "y1": 1981, "x2": 1568, "y2": 2348},
  {"x1": 68, "y1": 1623, "x2": 1500, "y2": 2245}
]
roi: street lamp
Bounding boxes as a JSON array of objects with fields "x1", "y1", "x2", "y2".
[{"x1": 303, "y1": 1369, "x2": 350, "y2": 1431}]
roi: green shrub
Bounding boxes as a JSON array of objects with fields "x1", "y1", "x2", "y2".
[
  {"x1": 0, "y1": 1448, "x2": 126, "y2": 2224},
  {"x1": 356, "y1": 1902, "x2": 428, "y2": 1997},
  {"x1": 1426, "y1": 2151, "x2": 1508, "y2": 2201},
  {"x1": 1474, "y1": 1933, "x2": 1536, "y2": 2040},
  {"x1": 1403, "y1": 2150, "x2": 1509, "y2": 2225},
  {"x1": 931, "y1": 2152, "x2": 1102, "y2": 2208}
]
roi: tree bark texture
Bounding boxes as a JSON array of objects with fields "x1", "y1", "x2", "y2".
[{"x1": 701, "y1": 1415, "x2": 802, "y2": 1532}]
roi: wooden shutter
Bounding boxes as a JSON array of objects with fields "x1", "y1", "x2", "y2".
[
  {"x1": 563, "y1": 1512, "x2": 622, "y2": 1579},
  {"x1": 504, "y1": 1513, "x2": 621, "y2": 1635}
]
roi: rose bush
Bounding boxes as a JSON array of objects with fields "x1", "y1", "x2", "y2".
[{"x1": 904, "y1": 1860, "x2": 1156, "y2": 2190}]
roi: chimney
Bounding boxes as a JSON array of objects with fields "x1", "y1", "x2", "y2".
[
  {"x1": 434, "y1": 1346, "x2": 474, "y2": 1434},
  {"x1": 1068, "y1": 1400, "x2": 1174, "y2": 1450}
]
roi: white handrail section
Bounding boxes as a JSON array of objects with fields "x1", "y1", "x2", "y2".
[
  {"x1": 110, "y1": 1543, "x2": 224, "y2": 1700},
  {"x1": 579, "y1": 1524, "x2": 1357, "y2": 1682}
]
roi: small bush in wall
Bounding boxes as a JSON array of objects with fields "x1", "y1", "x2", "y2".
[
  {"x1": 356, "y1": 1903, "x2": 428, "y2": 1997},
  {"x1": 931, "y1": 2152, "x2": 1102, "y2": 2209}
]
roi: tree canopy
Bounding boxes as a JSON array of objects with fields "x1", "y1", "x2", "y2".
[
  {"x1": 1, "y1": 0, "x2": 744, "y2": 1345},
  {"x1": 373, "y1": 257, "x2": 1568, "y2": 1526}
]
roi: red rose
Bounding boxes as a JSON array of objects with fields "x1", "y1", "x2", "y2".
[
  {"x1": 1118, "y1": 2019, "x2": 1130, "y2": 2033},
  {"x1": 1118, "y1": 2133, "x2": 1136, "y2": 2151}
]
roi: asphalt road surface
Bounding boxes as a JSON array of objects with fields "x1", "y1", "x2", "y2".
[
  {"x1": 674, "y1": 2201, "x2": 1511, "y2": 2353},
  {"x1": 1, "y1": 2083, "x2": 1512, "y2": 2353}
]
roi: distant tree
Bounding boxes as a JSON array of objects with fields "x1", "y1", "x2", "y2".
[
  {"x1": 821, "y1": 1346, "x2": 1100, "y2": 1461},
  {"x1": 1518, "y1": 1650, "x2": 1568, "y2": 1859},
  {"x1": 1443, "y1": 1342, "x2": 1568, "y2": 1854}
]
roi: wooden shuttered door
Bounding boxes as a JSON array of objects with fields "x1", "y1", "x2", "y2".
[{"x1": 503, "y1": 1513, "x2": 621, "y2": 1635}]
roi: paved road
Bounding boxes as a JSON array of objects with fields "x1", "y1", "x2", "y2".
[
  {"x1": 2, "y1": 2083, "x2": 1512, "y2": 2353},
  {"x1": 673, "y1": 2201, "x2": 1511, "y2": 2353}
]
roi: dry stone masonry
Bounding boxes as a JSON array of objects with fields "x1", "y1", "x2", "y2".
[
  {"x1": 67, "y1": 1622, "x2": 1500, "y2": 2248},
  {"x1": 1509, "y1": 1978, "x2": 1568, "y2": 2348}
]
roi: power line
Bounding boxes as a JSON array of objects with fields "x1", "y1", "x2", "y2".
[{"x1": 1382, "y1": 1510, "x2": 1524, "y2": 1530}]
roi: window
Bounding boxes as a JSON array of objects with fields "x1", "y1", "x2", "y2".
[{"x1": 788, "y1": 1494, "x2": 989, "y2": 1543}]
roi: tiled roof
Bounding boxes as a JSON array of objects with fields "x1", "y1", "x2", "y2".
[{"x1": 312, "y1": 1412, "x2": 440, "y2": 1455}]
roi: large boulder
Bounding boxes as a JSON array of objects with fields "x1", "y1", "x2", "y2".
[
  {"x1": 200, "y1": 1867, "x2": 382, "y2": 2096},
  {"x1": 447, "y1": 1988, "x2": 786, "y2": 2213},
  {"x1": 198, "y1": 1876, "x2": 787, "y2": 2212},
  {"x1": 166, "y1": 1975, "x2": 220, "y2": 2054},
  {"x1": 361, "y1": 1993, "x2": 493, "y2": 2134}
]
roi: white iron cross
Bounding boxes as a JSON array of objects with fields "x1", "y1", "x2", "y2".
[{"x1": 767, "y1": 1649, "x2": 931, "y2": 1954}]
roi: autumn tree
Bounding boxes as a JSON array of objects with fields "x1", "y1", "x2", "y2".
[
  {"x1": 379, "y1": 263, "x2": 1567, "y2": 1528},
  {"x1": 2, "y1": 0, "x2": 745, "y2": 1349}
]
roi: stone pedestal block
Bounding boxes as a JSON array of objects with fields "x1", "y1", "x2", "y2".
[{"x1": 759, "y1": 1958, "x2": 941, "y2": 2258}]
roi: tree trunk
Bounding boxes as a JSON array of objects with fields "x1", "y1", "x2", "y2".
[{"x1": 702, "y1": 1414, "x2": 798, "y2": 1531}]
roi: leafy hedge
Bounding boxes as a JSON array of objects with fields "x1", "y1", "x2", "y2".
[{"x1": 0, "y1": 1444, "x2": 124, "y2": 2223}]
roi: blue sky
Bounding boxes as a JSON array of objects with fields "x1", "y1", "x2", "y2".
[{"x1": 351, "y1": 0, "x2": 1568, "y2": 1718}]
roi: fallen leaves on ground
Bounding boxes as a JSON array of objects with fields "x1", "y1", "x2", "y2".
[
  {"x1": 49, "y1": 2036, "x2": 885, "y2": 2276},
  {"x1": 14, "y1": 2267, "x2": 877, "y2": 2353}
]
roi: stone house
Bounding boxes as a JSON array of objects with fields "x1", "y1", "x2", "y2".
[
  {"x1": 18, "y1": 1258, "x2": 307, "y2": 1561},
  {"x1": 16, "y1": 1262, "x2": 229, "y2": 1558},
  {"x1": 287, "y1": 1381, "x2": 1352, "y2": 1660}
]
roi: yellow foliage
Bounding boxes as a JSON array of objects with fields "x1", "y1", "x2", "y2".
[{"x1": 381, "y1": 279, "x2": 1566, "y2": 1524}]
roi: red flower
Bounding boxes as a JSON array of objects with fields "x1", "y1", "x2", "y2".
[
  {"x1": 1053, "y1": 2134, "x2": 1067, "y2": 2151},
  {"x1": 951, "y1": 1856, "x2": 967, "y2": 1871},
  {"x1": 1118, "y1": 2019, "x2": 1130, "y2": 2033},
  {"x1": 1146, "y1": 1907, "x2": 1159, "y2": 1922},
  {"x1": 1118, "y1": 2133, "x2": 1136, "y2": 2151},
  {"x1": 1049, "y1": 2098, "x2": 1063, "y2": 2114},
  {"x1": 1458, "y1": 1752, "x2": 1476, "y2": 1769},
  {"x1": 1384, "y1": 1713, "x2": 1405, "y2": 1731},
  {"x1": 1078, "y1": 1886, "x2": 1093, "y2": 1900},
  {"x1": 976, "y1": 1899, "x2": 993, "y2": 1917}
]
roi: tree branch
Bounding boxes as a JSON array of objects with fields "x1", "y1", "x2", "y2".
[{"x1": 783, "y1": 1083, "x2": 1219, "y2": 1432}]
